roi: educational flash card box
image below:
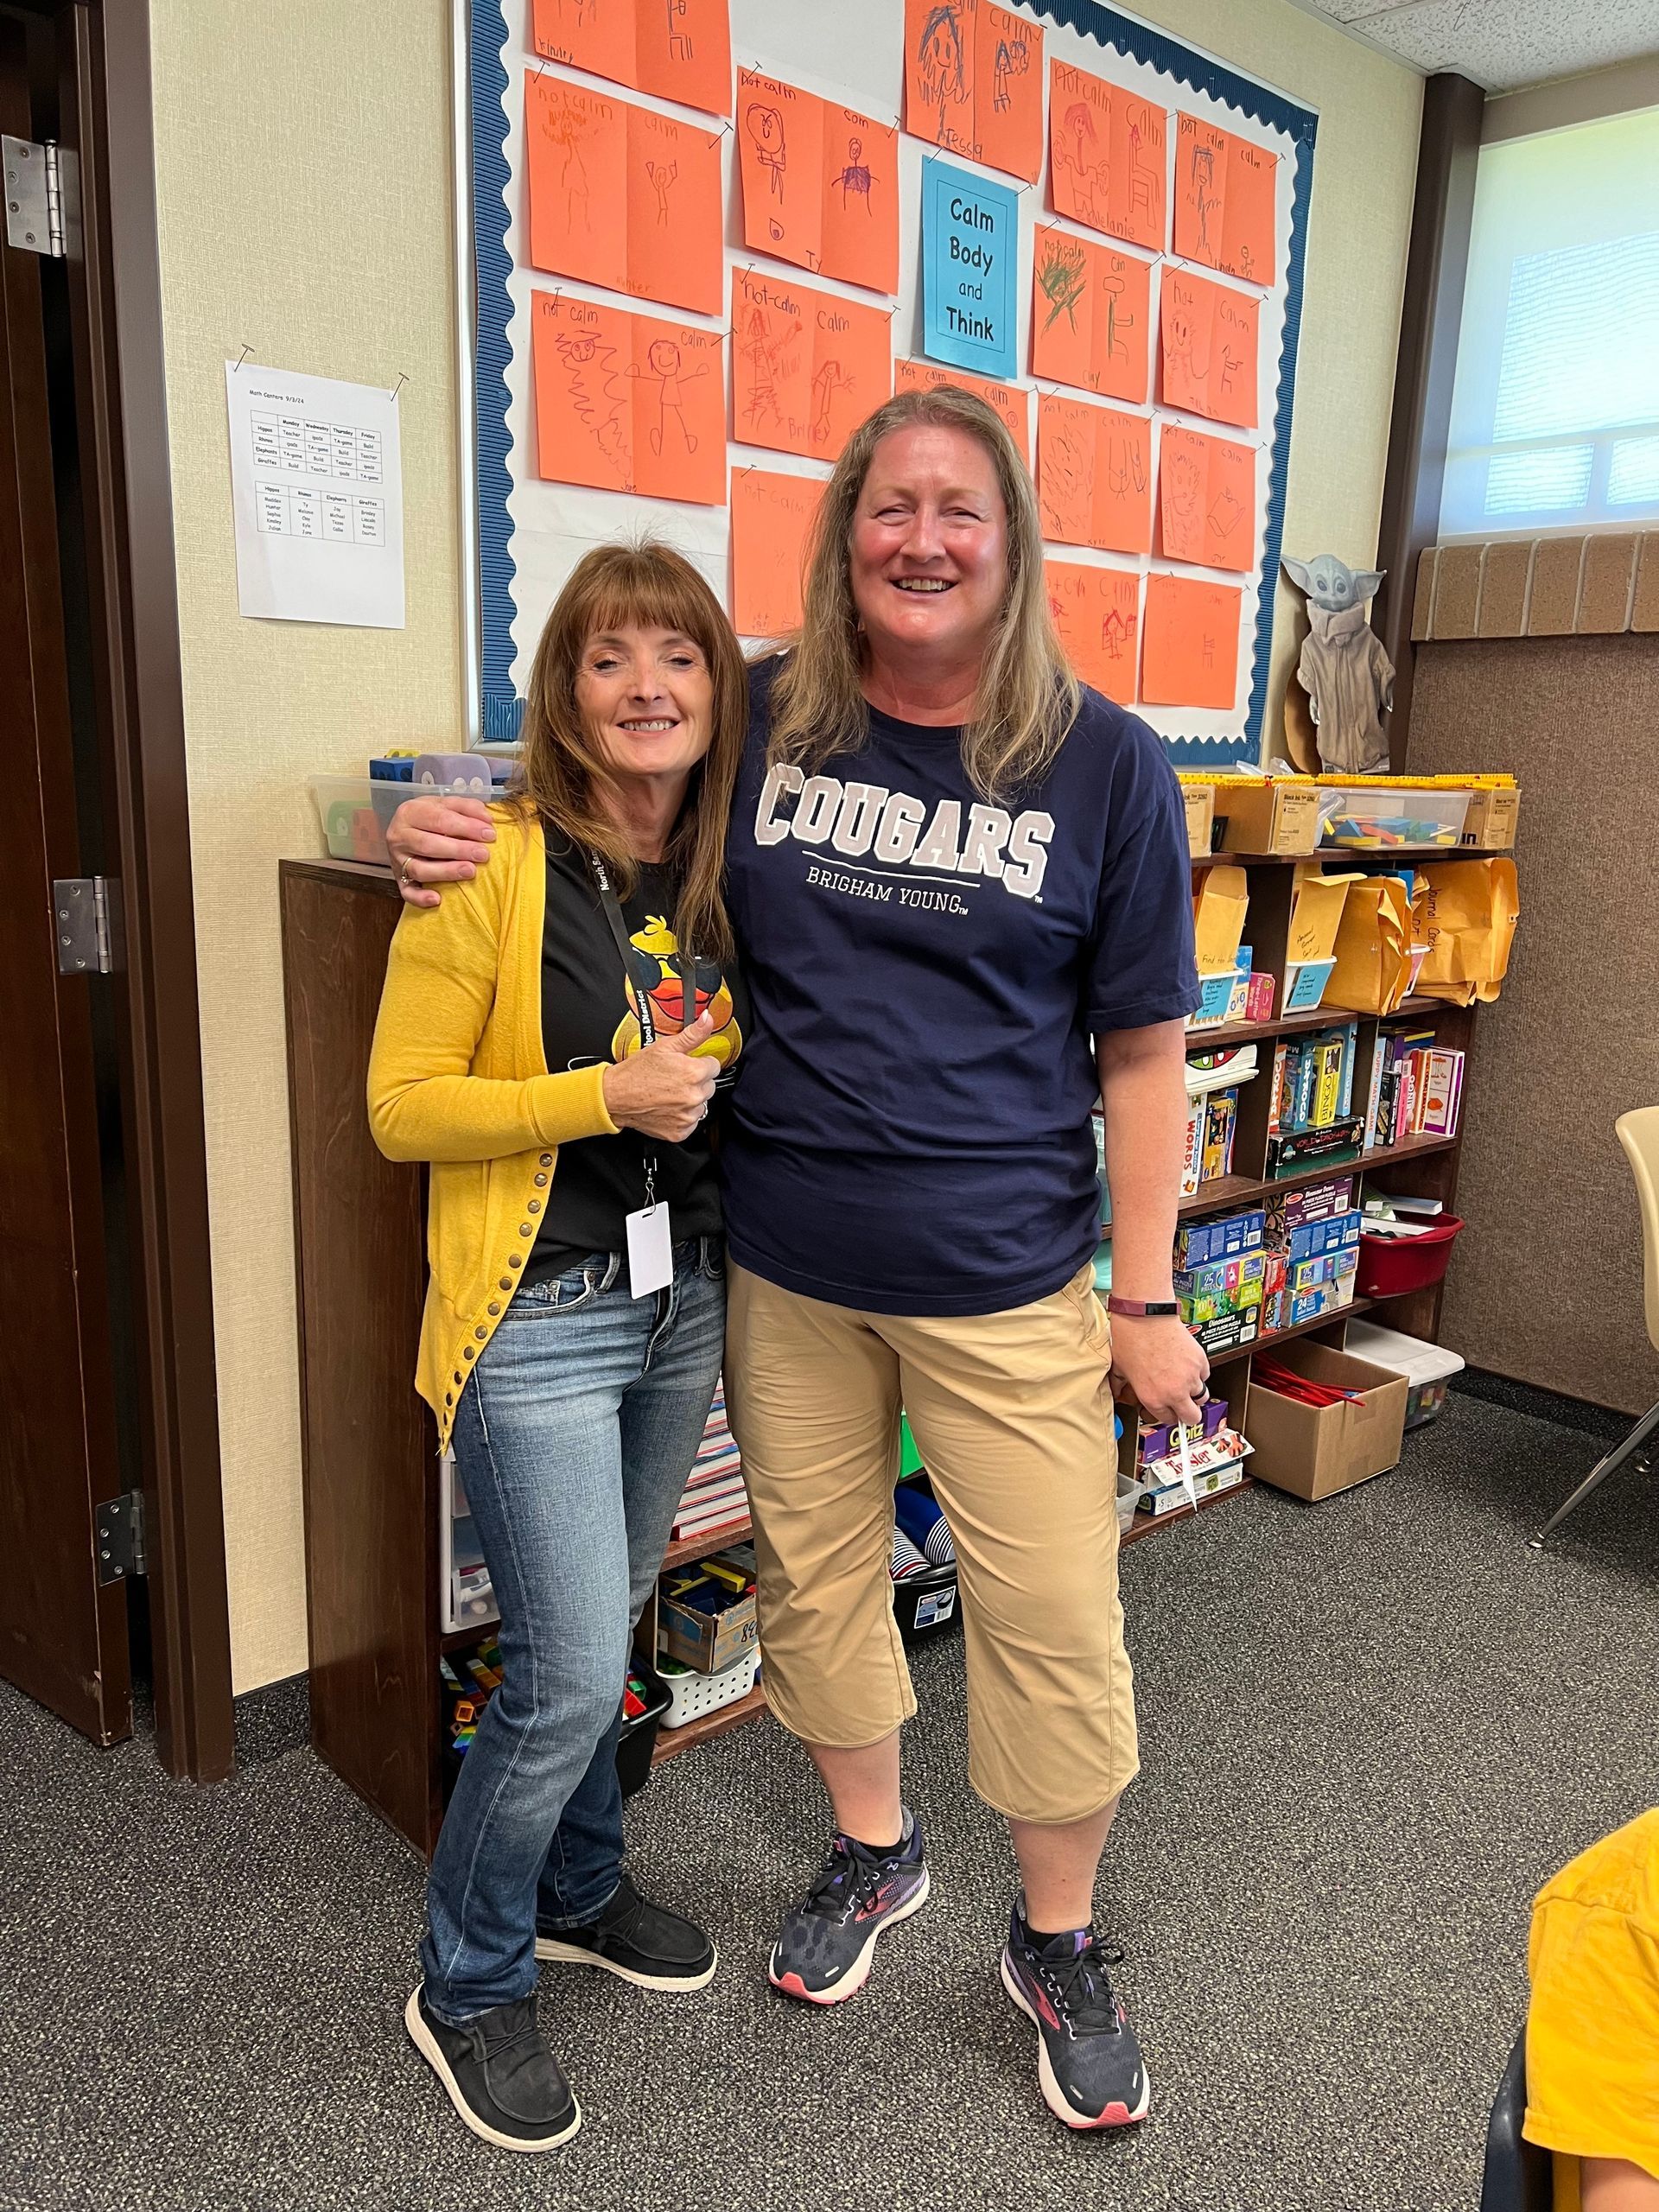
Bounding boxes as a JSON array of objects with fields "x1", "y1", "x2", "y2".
[{"x1": 1242, "y1": 1343, "x2": 1408, "y2": 1501}]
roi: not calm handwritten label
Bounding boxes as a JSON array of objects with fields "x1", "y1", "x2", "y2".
[{"x1": 921, "y1": 160, "x2": 1018, "y2": 382}]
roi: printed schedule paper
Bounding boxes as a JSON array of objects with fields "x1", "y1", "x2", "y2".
[{"x1": 225, "y1": 363, "x2": 406, "y2": 628}]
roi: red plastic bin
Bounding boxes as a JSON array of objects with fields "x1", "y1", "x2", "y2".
[{"x1": 1355, "y1": 1215, "x2": 1465, "y2": 1300}]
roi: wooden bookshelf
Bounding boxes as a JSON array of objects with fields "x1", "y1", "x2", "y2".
[
  {"x1": 1121, "y1": 1472, "x2": 1254, "y2": 1547},
  {"x1": 661, "y1": 1519, "x2": 753, "y2": 1573}
]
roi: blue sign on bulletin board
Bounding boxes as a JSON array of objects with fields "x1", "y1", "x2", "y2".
[{"x1": 921, "y1": 159, "x2": 1019, "y2": 383}]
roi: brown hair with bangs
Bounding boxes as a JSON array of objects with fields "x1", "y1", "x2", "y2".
[{"x1": 512, "y1": 540, "x2": 747, "y2": 963}]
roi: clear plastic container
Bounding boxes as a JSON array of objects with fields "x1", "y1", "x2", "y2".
[
  {"x1": 1317, "y1": 785, "x2": 1473, "y2": 849},
  {"x1": 308, "y1": 774, "x2": 403, "y2": 868},
  {"x1": 1343, "y1": 1320, "x2": 1466, "y2": 1427}
]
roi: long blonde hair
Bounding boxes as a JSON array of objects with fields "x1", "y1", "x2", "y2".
[
  {"x1": 766, "y1": 387, "x2": 1079, "y2": 799},
  {"x1": 512, "y1": 541, "x2": 746, "y2": 963}
]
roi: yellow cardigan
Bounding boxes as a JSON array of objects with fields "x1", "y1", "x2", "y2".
[{"x1": 366, "y1": 807, "x2": 619, "y2": 1450}]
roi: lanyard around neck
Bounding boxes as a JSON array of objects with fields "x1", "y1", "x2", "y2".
[{"x1": 588, "y1": 852, "x2": 696, "y2": 1043}]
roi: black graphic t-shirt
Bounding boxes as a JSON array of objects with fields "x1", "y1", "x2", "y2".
[
  {"x1": 527, "y1": 835, "x2": 747, "y2": 1286},
  {"x1": 720, "y1": 658, "x2": 1199, "y2": 1316}
]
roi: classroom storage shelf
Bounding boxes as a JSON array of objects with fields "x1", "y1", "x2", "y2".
[
  {"x1": 280, "y1": 845, "x2": 1486, "y2": 1852},
  {"x1": 652, "y1": 1681, "x2": 770, "y2": 1764}
]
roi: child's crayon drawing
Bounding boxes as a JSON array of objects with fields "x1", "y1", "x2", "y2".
[
  {"x1": 1044, "y1": 559, "x2": 1141, "y2": 704},
  {"x1": 1141, "y1": 572, "x2": 1242, "y2": 709},
  {"x1": 1157, "y1": 424, "x2": 1256, "y2": 574},
  {"x1": 730, "y1": 467, "x2": 829, "y2": 637},
  {"x1": 1030, "y1": 223, "x2": 1151, "y2": 407},
  {"x1": 526, "y1": 74, "x2": 721, "y2": 317},
  {"x1": 1047, "y1": 64, "x2": 1166, "y2": 254},
  {"x1": 532, "y1": 292, "x2": 724, "y2": 504},
  {"x1": 532, "y1": 0, "x2": 733, "y2": 118},
  {"x1": 903, "y1": 0, "x2": 1043, "y2": 186},
  {"x1": 731, "y1": 267, "x2": 891, "y2": 463},
  {"x1": 1173, "y1": 115, "x2": 1276, "y2": 286},
  {"x1": 1159, "y1": 265, "x2": 1259, "y2": 430},
  {"x1": 1037, "y1": 393, "x2": 1152, "y2": 557},
  {"x1": 736, "y1": 73, "x2": 899, "y2": 296}
]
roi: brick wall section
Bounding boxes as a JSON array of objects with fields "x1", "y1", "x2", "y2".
[{"x1": 1413, "y1": 532, "x2": 1659, "y2": 642}]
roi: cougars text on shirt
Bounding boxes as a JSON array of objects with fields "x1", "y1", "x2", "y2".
[{"x1": 753, "y1": 763, "x2": 1055, "y2": 900}]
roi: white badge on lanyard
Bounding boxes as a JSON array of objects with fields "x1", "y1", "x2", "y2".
[{"x1": 626, "y1": 1194, "x2": 674, "y2": 1298}]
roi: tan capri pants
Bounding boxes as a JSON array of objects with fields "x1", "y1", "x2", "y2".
[{"x1": 723, "y1": 1261, "x2": 1137, "y2": 1826}]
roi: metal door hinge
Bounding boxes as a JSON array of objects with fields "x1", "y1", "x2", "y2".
[
  {"x1": 95, "y1": 1491, "x2": 147, "y2": 1584},
  {"x1": 3, "y1": 137, "x2": 79, "y2": 259},
  {"x1": 53, "y1": 877, "x2": 122, "y2": 975}
]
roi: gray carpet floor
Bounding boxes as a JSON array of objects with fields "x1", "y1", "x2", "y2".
[{"x1": 3, "y1": 1387, "x2": 1656, "y2": 2212}]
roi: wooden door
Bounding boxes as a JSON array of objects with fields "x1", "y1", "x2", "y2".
[{"x1": 0, "y1": 10, "x2": 131, "y2": 1741}]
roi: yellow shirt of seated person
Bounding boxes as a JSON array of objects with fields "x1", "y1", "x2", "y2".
[{"x1": 1526, "y1": 1809, "x2": 1659, "y2": 2212}]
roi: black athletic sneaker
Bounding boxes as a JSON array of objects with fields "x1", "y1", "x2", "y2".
[
  {"x1": 768, "y1": 1812, "x2": 930, "y2": 2005},
  {"x1": 404, "y1": 1984, "x2": 581, "y2": 2152},
  {"x1": 535, "y1": 1869, "x2": 717, "y2": 1991},
  {"x1": 1001, "y1": 1897, "x2": 1151, "y2": 2130}
]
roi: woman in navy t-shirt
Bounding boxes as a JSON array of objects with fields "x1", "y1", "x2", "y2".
[{"x1": 389, "y1": 389, "x2": 1205, "y2": 2134}]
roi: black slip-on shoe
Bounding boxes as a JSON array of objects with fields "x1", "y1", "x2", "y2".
[
  {"x1": 404, "y1": 1985, "x2": 581, "y2": 2152},
  {"x1": 535, "y1": 1868, "x2": 717, "y2": 1991}
]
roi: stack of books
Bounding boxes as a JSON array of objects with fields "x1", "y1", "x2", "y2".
[
  {"x1": 1265, "y1": 1020, "x2": 1362, "y2": 1174},
  {"x1": 1364, "y1": 1027, "x2": 1463, "y2": 1148},
  {"x1": 670, "y1": 1385, "x2": 749, "y2": 1543}
]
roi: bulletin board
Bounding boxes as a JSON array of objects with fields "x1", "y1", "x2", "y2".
[{"x1": 457, "y1": 0, "x2": 1317, "y2": 765}]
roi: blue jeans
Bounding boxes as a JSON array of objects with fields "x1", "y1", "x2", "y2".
[{"x1": 422, "y1": 1237, "x2": 726, "y2": 2020}]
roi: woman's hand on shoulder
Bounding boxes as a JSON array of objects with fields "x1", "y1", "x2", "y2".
[
  {"x1": 601, "y1": 1014, "x2": 718, "y2": 1141},
  {"x1": 386, "y1": 795, "x2": 498, "y2": 909}
]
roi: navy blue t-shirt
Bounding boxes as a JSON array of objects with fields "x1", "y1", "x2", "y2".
[{"x1": 721, "y1": 658, "x2": 1200, "y2": 1316}]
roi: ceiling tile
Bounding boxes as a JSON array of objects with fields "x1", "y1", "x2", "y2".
[{"x1": 1296, "y1": 0, "x2": 1659, "y2": 91}]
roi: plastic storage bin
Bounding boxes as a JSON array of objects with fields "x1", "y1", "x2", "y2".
[
  {"x1": 1342, "y1": 1321, "x2": 1465, "y2": 1427},
  {"x1": 1317, "y1": 785, "x2": 1472, "y2": 849},
  {"x1": 614, "y1": 1667, "x2": 674, "y2": 1794},
  {"x1": 658, "y1": 1647, "x2": 761, "y2": 1729},
  {"x1": 893, "y1": 1560, "x2": 958, "y2": 1641},
  {"x1": 1354, "y1": 1214, "x2": 1465, "y2": 1300},
  {"x1": 308, "y1": 774, "x2": 400, "y2": 868}
]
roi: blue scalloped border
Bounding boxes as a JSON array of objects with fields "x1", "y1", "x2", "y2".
[
  {"x1": 1026, "y1": 1, "x2": 1316, "y2": 767},
  {"x1": 473, "y1": 3, "x2": 522, "y2": 741},
  {"x1": 467, "y1": 0, "x2": 1315, "y2": 760}
]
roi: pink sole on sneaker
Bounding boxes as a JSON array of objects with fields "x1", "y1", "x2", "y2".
[
  {"x1": 1000, "y1": 1952, "x2": 1152, "y2": 2131},
  {"x1": 767, "y1": 1866, "x2": 931, "y2": 2006}
]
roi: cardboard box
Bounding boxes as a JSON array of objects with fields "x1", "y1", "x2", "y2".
[
  {"x1": 658, "y1": 1586, "x2": 758, "y2": 1673},
  {"x1": 1179, "y1": 779, "x2": 1216, "y2": 858},
  {"x1": 1458, "y1": 784, "x2": 1519, "y2": 850},
  {"x1": 1243, "y1": 1342, "x2": 1408, "y2": 1501},
  {"x1": 1216, "y1": 779, "x2": 1321, "y2": 855}
]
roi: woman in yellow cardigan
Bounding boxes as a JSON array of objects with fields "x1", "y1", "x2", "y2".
[{"x1": 368, "y1": 543, "x2": 748, "y2": 2153}]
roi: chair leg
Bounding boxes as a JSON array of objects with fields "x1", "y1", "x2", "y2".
[{"x1": 1528, "y1": 1398, "x2": 1659, "y2": 1549}]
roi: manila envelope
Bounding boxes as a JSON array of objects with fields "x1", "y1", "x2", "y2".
[
  {"x1": 1415, "y1": 859, "x2": 1521, "y2": 1005},
  {"x1": 1323, "y1": 874, "x2": 1413, "y2": 1014},
  {"x1": 1192, "y1": 863, "x2": 1249, "y2": 975},
  {"x1": 1286, "y1": 868, "x2": 1363, "y2": 967}
]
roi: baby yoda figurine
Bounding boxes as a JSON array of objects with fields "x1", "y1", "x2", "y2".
[{"x1": 1283, "y1": 554, "x2": 1395, "y2": 775}]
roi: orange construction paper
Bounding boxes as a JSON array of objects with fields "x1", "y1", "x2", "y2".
[
  {"x1": 1158, "y1": 425, "x2": 1256, "y2": 573},
  {"x1": 1159, "y1": 266, "x2": 1258, "y2": 430},
  {"x1": 1141, "y1": 573, "x2": 1242, "y2": 709},
  {"x1": 1036, "y1": 394, "x2": 1153, "y2": 557},
  {"x1": 731, "y1": 266, "x2": 893, "y2": 463},
  {"x1": 904, "y1": 0, "x2": 1043, "y2": 186},
  {"x1": 526, "y1": 74, "x2": 722, "y2": 317},
  {"x1": 894, "y1": 359, "x2": 1031, "y2": 463},
  {"x1": 532, "y1": 0, "x2": 733, "y2": 118},
  {"x1": 532, "y1": 291, "x2": 725, "y2": 505},
  {"x1": 1045, "y1": 559, "x2": 1141, "y2": 704},
  {"x1": 1030, "y1": 224, "x2": 1150, "y2": 406},
  {"x1": 730, "y1": 467, "x2": 828, "y2": 637},
  {"x1": 737, "y1": 73, "x2": 899, "y2": 296},
  {"x1": 1047, "y1": 62, "x2": 1166, "y2": 254},
  {"x1": 1173, "y1": 113, "x2": 1277, "y2": 286}
]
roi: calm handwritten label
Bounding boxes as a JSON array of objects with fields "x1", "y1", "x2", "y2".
[{"x1": 921, "y1": 160, "x2": 1018, "y2": 382}]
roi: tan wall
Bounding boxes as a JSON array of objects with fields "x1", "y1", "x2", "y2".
[
  {"x1": 151, "y1": 0, "x2": 465, "y2": 1690},
  {"x1": 149, "y1": 0, "x2": 1422, "y2": 1692},
  {"x1": 1408, "y1": 636, "x2": 1659, "y2": 1415}
]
